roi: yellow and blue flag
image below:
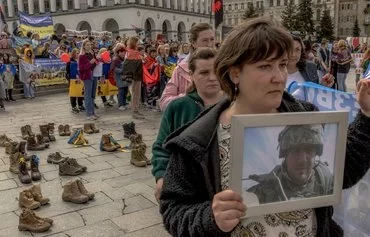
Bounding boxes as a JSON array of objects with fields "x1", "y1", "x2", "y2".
[{"x1": 19, "y1": 12, "x2": 54, "y2": 38}]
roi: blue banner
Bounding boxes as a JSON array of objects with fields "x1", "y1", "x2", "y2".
[
  {"x1": 32, "y1": 58, "x2": 67, "y2": 86},
  {"x1": 19, "y1": 12, "x2": 53, "y2": 27},
  {"x1": 287, "y1": 82, "x2": 360, "y2": 124}
]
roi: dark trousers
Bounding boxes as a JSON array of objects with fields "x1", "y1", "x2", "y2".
[
  {"x1": 5, "y1": 89, "x2": 13, "y2": 100},
  {"x1": 70, "y1": 97, "x2": 83, "y2": 108}
]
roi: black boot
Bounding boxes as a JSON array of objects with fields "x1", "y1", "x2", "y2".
[
  {"x1": 123, "y1": 123, "x2": 131, "y2": 139},
  {"x1": 129, "y1": 122, "x2": 137, "y2": 136},
  {"x1": 9, "y1": 89, "x2": 15, "y2": 101},
  {"x1": 0, "y1": 98, "x2": 4, "y2": 109}
]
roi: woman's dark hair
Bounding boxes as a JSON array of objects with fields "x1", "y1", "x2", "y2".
[
  {"x1": 291, "y1": 34, "x2": 307, "y2": 71},
  {"x1": 169, "y1": 46, "x2": 178, "y2": 57}
]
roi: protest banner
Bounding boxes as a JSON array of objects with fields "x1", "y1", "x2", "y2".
[
  {"x1": 351, "y1": 53, "x2": 364, "y2": 75},
  {"x1": 69, "y1": 79, "x2": 118, "y2": 97},
  {"x1": 19, "y1": 12, "x2": 54, "y2": 38},
  {"x1": 287, "y1": 81, "x2": 360, "y2": 124},
  {"x1": 33, "y1": 58, "x2": 68, "y2": 86}
]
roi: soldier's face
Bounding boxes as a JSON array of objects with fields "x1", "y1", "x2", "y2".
[{"x1": 285, "y1": 147, "x2": 316, "y2": 185}]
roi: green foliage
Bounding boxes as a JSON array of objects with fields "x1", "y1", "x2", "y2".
[
  {"x1": 353, "y1": 18, "x2": 361, "y2": 37},
  {"x1": 281, "y1": 0, "x2": 298, "y2": 31},
  {"x1": 242, "y1": 4, "x2": 258, "y2": 20},
  {"x1": 296, "y1": 0, "x2": 314, "y2": 36},
  {"x1": 318, "y1": 9, "x2": 334, "y2": 41}
]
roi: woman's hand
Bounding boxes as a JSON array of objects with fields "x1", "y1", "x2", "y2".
[
  {"x1": 357, "y1": 79, "x2": 370, "y2": 117},
  {"x1": 212, "y1": 190, "x2": 246, "y2": 233},
  {"x1": 90, "y1": 58, "x2": 96, "y2": 64},
  {"x1": 154, "y1": 178, "x2": 163, "y2": 202},
  {"x1": 321, "y1": 73, "x2": 335, "y2": 88}
]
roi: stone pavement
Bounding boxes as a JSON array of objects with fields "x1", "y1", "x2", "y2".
[{"x1": 0, "y1": 93, "x2": 171, "y2": 237}]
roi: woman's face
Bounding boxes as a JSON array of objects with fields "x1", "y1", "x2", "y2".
[
  {"x1": 150, "y1": 51, "x2": 156, "y2": 58},
  {"x1": 191, "y1": 58, "x2": 220, "y2": 97},
  {"x1": 231, "y1": 53, "x2": 289, "y2": 113},
  {"x1": 193, "y1": 29, "x2": 215, "y2": 49},
  {"x1": 84, "y1": 42, "x2": 91, "y2": 52},
  {"x1": 3, "y1": 54, "x2": 8, "y2": 59},
  {"x1": 288, "y1": 40, "x2": 302, "y2": 67},
  {"x1": 182, "y1": 44, "x2": 189, "y2": 54}
]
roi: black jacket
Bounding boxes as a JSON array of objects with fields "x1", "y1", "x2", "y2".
[{"x1": 160, "y1": 92, "x2": 370, "y2": 237}]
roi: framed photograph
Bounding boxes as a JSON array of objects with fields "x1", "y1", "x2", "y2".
[{"x1": 229, "y1": 111, "x2": 348, "y2": 218}]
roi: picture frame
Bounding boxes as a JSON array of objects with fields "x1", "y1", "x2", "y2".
[{"x1": 229, "y1": 111, "x2": 348, "y2": 218}]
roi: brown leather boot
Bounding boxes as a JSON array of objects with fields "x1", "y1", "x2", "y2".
[
  {"x1": 100, "y1": 134, "x2": 117, "y2": 152},
  {"x1": 21, "y1": 126, "x2": 29, "y2": 140},
  {"x1": 47, "y1": 152, "x2": 67, "y2": 164},
  {"x1": 9, "y1": 152, "x2": 20, "y2": 174},
  {"x1": 31, "y1": 211, "x2": 53, "y2": 224},
  {"x1": 27, "y1": 135, "x2": 45, "y2": 151},
  {"x1": 109, "y1": 134, "x2": 122, "y2": 149},
  {"x1": 29, "y1": 184, "x2": 49, "y2": 205},
  {"x1": 36, "y1": 134, "x2": 49, "y2": 149},
  {"x1": 64, "y1": 125, "x2": 71, "y2": 136},
  {"x1": 18, "y1": 208, "x2": 51, "y2": 232},
  {"x1": 18, "y1": 158, "x2": 32, "y2": 184},
  {"x1": 76, "y1": 179, "x2": 95, "y2": 200},
  {"x1": 129, "y1": 134, "x2": 147, "y2": 167},
  {"x1": 47, "y1": 123, "x2": 56, "y2": 142},
  {"x1": 39, "y1": 125, "x2": 50, "y2": 143},
  {"x1": 0, "y1": 134, "x2": 13, "y2": 147},
  {"x1": 62, "y1": 180, "x2": 89, "y2": 204},
  {"x1": 67, "y1": 158, "x2": 87, "y2": 172},
  {"x1": 19, "y1": 190, "x2": 41, "y2": 209},
  {"x1": 18, "y1": 141, "x2": 31, "y2": 161},
  {"x1": 59, "y1": 159, "x2": 84, "y2": 176},
  {"x1": 90, "y1": 123, "x2": 99, "y2": 133},
  {"x1": 58, "y1": 125, "x2": 66, "y2": 136},
  {"x1": 83, "y1": 123, "x2": 94, "y2": 134},
  {"x1": 25, "y1": 125, "x2": 34, "y2": 137},
  {"x1": 30, "y1": 155, "x2": 41, "y2": 181},
  {"x1": 5, "y1": 141, "x2": 18, "y2": 154}
]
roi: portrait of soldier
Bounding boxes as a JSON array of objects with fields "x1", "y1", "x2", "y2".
[{"x1": 247, "y1": 124, "x2": 334, "y2": 204}]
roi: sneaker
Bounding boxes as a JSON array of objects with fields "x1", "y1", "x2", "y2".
[
  {"x1": 72, "y1": 107, "x2": 79, "y2": 114},
  {"x1": 79, "y1": 106, "x2": 86, "y2": 112},
  {"x1": 86, "y1": 116, "x2": 97, "y2": 121},
  {"x1": 118, "y1": 106, "x2": 127, "y2": 111}
]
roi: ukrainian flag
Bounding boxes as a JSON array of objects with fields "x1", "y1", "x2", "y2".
[{"x1": 19, "y1": 12, "x2": 54, "y2": 38}]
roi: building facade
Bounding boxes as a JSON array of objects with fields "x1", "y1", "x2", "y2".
[
  {"x1": 337, "y1": 0, "x2": 370, "y2": 38},
  {"x1": 3, "y1": 0, "x2": 213, "y2": 42}
]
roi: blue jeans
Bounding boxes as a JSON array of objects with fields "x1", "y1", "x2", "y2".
[
  {"x1": 118, "y1": 86, "x2": 129, "y2": 107},
  {"x1": 337, "y1": 72, "x2": 348, "y2": 92},
  {"x1": 83, "y1": 79, "x2": 95, "y2": 116},
  {"x1": 24, "y1": 83, "x2": 34, "y2": 98},
  {"x1": 92, "y1": 77, "x2": 99, "y2": 100}
]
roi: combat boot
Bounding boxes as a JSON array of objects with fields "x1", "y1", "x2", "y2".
[
  {"x1": 100, "y1": 134, "x2": 118, "y2": 152},
  {"x1": 0, "y1": 134, "x2": 13, "y2": 147},
  {"x1": 90, "y1": 123, "x2": 99, "y2": 133},
  {"x1": 27, "y1": 135, "x2": 44, "y2": 151},
  {"x1": 109, "y1": 134, "x2": 122, "y2": 149},
  {"x1": 62, "y1": 180, "x2": 89, "y2": 204},
  {"x1": 25, "y1": 125, "x2": 34, "y2": 137},
  {"x1": 18, "y1": 208, "x2": 51, "y2": 232},
  {"x1": 47, "y1": 152, "x2": 67, "y2": 164},
  {"x1": 67, "y1": 158, "x2": 87, "y2": 172},
  {"x1": 64, "y1": 125, "x2": 71, "y2": 136},
  {"x1": 47, "y1": 123, "x2": 56, "y2": 142},
  {"x1": 58, "y1": 125, "x2": 66, "y2": 136},
  {"x1": 21, "y1": 126, "x2": 29, "y2": 140},
  {"x1": 36, "y1": 134, "x2": 49, "y2": 149},
  {"x1": 9, "y1": 152, "x2": 20, "y2": 174},
  {"x1": 29, "y1": 184, "x2": 50, "y2": 205},
  {"x1": 30, "y1": 211, "x2": 53, "y2": 224},
  {"x1": 59, "y1": 159, "x2": 84, "y2": 176},
  {"x1": 83, "y1": 123, "x2": 94, "y2": 134},
  {"x1": 18, "y1": 158, "x2": 32, "y2": 184},
  {"x1": 76, "y1": 179, "x2": 95, "y2": 200},
  {"x1": 5, "y1": 140, "x2": 18, "y2": 154},
  {"x1": 18, "y1": 141, "x2": 32, "y2": 161},
  {"x1": 19, "y1": 190, "x2": 41, "y2": 210},
  {"x1": 122, "y1": 122, "x2": 137, "y2": 139},
  {"x1": 30, "y1": 155, "x2": 41, "y2": 181},
  {"x1": 39, "y1": 125, "x2": 50, "y2": 143}
]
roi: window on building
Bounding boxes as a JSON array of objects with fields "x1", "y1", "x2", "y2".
[
  {"x1": 277, "y1": 0, "x2": 280, "y2": 6},
  {"x1": 270, "y1": 0, "x2": 273, "y2": 7},
  {"x1": 241, "y1": 3, "x2": 244, "y2": 9},
  {"x1": 68, "y1": 0, "x2": 73, "y2": 9},
  {"x1": 34, "y1": 0, "x2": 39, "y2": 13},
  {"x1": 228, "y1": 4, "x2": 231, "y2": 10},
  {"x1": 316, "y1": 9, "x2": 320, "y2": 21},
  {"x1": 347, "y1": 3, "x2": 350, "y2": 10},
  {"x1": 94, "y1": 0, "x2": 99, "y2": 6},
  {"x1": 347, "y1": 16, "x2": 350, "y2": 22},
  {"x1": 256, "y1": 1, "x2": 260, "y2": 8},
  {"x1": 235, "y1": 3, "x2": 238, "y2": 10},
  {"x1": 56, "y1": 0, "x2": 62, "y2": 10},
  {"x1": 260, "y1": 1, "x2": 263, "y2": 8},
  {"x1": 45, "y1": 1, "x2": 50, "y2": 11},
  {"x1": 228, "y1": 18, "x2": 232, "y2": 25},
  {"x1": 284, "y1": 0, "x2": 288, "y2": 5}
]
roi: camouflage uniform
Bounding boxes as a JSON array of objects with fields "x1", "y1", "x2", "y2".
[{"x1": 247, "y1": 124, "x2": 334, "y2": 204}]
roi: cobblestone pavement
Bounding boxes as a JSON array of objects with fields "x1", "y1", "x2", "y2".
[{"x1": 0, "y1": 73, "x2": 358, "y2": 237}]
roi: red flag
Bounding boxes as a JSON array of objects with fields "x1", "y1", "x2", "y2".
[{"x1": 212, "y1": 0, "x2": 223, "y2": 29}]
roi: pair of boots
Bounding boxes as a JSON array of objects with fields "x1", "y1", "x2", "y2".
[
  {"x1": 123, "y1": 121, "x2": 137, "y2": 139},
  {"x1": 100, "y1": 134, "x2": 121, "y2": 152},
  {"x1": 83, "y1": 123, "x2": 99, "y2": 134},
  {"x1": 59, "y1": 158, "x2": 87, "y2": 176},
  {"x1": 68, "y1": 129, "x2": 89, "y2": 146},
  {"x1": 19, "y1": 155, "x2": 41, "y2": 184},
  {"x1": 9, "y1": 141, "x2": 32, "y2": 174},
  {"x1": 47, "y1": 152, "x2": 68, "y2": 164},
  {"x1": 27, "y1": 135, "x2": 49, "y2": 151},
  {"x1": 62, "y1": 179, "x2": 94, "y2": 204},
  {"x1": 129, "y1": 133, "x2": 151, "y2": 167},
  {"x1": 5, "y1": 89, "x2": 15, "y2": 101},
  {"x1": 21, "y1": 125, "x2": 34, "y2": 140},
  {"x1": 39, "y1": 123, "x2": 56, "y2": 143},
  {"x1": 18, "y1": 208, "x2": 53, "y2": 232},
  {"x1": 58, "y1": 124, "x2": 71, "y2": 136},
  {"x1": 19, "y1": 184, "x2": 50, "y2": 209}
]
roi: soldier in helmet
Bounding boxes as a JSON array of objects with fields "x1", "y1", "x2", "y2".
[{"x1": 247, "y1": 124, "x2": 333, "y2": 204}]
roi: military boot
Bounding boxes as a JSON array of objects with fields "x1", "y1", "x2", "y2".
[
  {"x1": 67, "y1": 158, "x2": 87, "y2": 172},
  {"x1": 30, "y1": 211, "x2": 53, "y2": 224},
  {"x1": 18, "y1": 208, "x2": 51, "y2": 232},
  {"x1": 36, "y1": 134, "x2": 49, "y2": 149},
  {"x1": 18, "y1": 158, "x2": 32, "y2": 184},
  {"x1": 100, "y1": 134, "x2": 117, "y2": 152},
  {"x1": 109, "y1": 135, "x2": 122, "y2": 149},
  {"x1": 19, "y1": 190, "x2": 41, "y2": 210},
  {"x1": 47, "y1": 123, "x2": 56, "y2": 142},
  {"x1": 21, "y1": 126, "x2": 29, "y2": 140},
  {"x1": 9, "y1": 152, "x2": 20, "y2": 174},
  {"x1": 5, "y1": 141, "x2": 18, "y2": 154},
  {"x1": 39, "y1": 125, "x2": 50, "y2": 143},
  {"x1": 30, "y1": 155, "x2": 41, "y2": 181},
  {"x1": 58, "y1": 125, "x2": 66, "y2": 136},
  {"x1": 90, "y1": 123, "x2": 99, "y2": 133},
  {"x1": 29, "y1": 184, "x2": 50, "y2": 205},
  {"x1": 0, "y1": 134, "x2": 13, "y2": 147},
  {"x1": 62, "y1": 180, "x2": 89, "y2": 204},
  {"x1": 122, "y1": 123, "x2": 132, "y2": 139},
  {"x1": 27, "y1": 135, "x2": 44, "y2": 151},
  {"x1": 76, "y1": 179, "x2": 95, "y2": 200},
  {"x1": 64, "y1": 125, "x2": 71, "y2": 136},
  {"x1": 59, "y1": 159, "x2": 84, "y2": 176},
  {"x1": 47, "y1": 152, "x2": 67, "y2": 164},
  {"x1": 25, "y1": 125, "x2": 34, "y2": 137},
  {"x1": 18, "y1": 141, "x2": 32, "y2": 161},
  {"x1": 83, "y1": 123, "x2": 94, "y2": 134}
]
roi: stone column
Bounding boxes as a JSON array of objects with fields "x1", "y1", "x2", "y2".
[
  {"x1": 187, "y1": 0, "x2": 191, "y2": 11},
  {"x1": 193, "y1": 0, "x2": 198, "y2": 12},
  {"x1": 101, "y1": 0, "x2": 107, "y2": 6},
  {"x1": 62, "y1": 0, "x2": 68, "y2": 10},
  {"x1": 74, "y1": 0, "x2": 80, "y2": 9},
  {"x1": 180, "y1": 0, "x2": 185, "y2": 10},
  {"x1": 88, "y1": 0, "x2": 94, "y2": 7},
  {"x1": 17, "y1": 0, "x2": 24, "y2": 12},
  {"x1": 6, "y1": 0, "x2": 14, "y2": 17},
  {"x1": 166, "y1": 0, "x2": 170, "y2": 8},
  {"x1": 204, "y1": 0, "x2": 208, "y2": 14},
  {"x1": 38, "y1": 0, "x2": 45, "y2": 13},
  {"x1": 199, "y1": 0, "x2": 203, "y2": 13},
  {"x1": 28, "y1": 0, "x2": 34, "y2": 14},
  {"x1": 158, "y1": 0, "x2": 163, "y2": 8},
  {"x1": 50, "y1": 0, "x2": 56, "y2": 12},
  {"x1": 140, "y1": 0, "x2": 145, "y2": 4},
  {"x1": 174, "y1": 0, "x2": 178, "y2": 9},
  {"x1": 150, "y1": 0, "x2": 154, "y2": 6},
  {"x1": 114, "y1": 0, "x2": 121, "y2": 4}
]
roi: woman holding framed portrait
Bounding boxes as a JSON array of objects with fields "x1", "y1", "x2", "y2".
[{"x1": 159, "y1": 18, "x2": 370, "y2": 237}]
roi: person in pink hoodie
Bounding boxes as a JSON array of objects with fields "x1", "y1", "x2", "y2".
[{"x1": 159, "y1": 23, "x2": 215, "y2": 111}]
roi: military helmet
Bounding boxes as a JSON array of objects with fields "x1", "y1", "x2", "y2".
[{"x1": 278, "y1": 124, "x2": 324, "y2": 158}]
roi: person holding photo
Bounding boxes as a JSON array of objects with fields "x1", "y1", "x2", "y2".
[{"x1": 159, "y1": 18, "x2": 370, "y2": 237}]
